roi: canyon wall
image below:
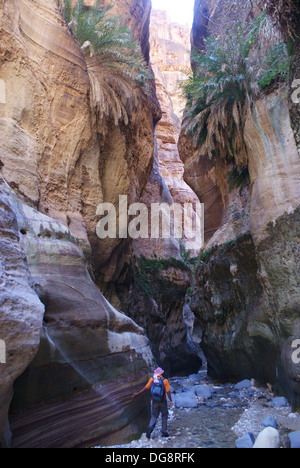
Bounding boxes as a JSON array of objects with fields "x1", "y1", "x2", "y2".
[
  {"x1": 181, "y1": 0, "x2": 300, "y2": 406},
  {"x1": 107, "y1": 9, "x2": 203, "y2": 377},
  {"x1": 0, "y1": 0, "x2": 203, "y2": 448},
  {"x1": 1, "y1": 176, "x2": 155, "y2": 448},
  {"x1": 0, "y1": 0, "x2": 158, "y2": 448},
  {"x1": 150, "y1": 10, "x2": 202, "y2": 253}
]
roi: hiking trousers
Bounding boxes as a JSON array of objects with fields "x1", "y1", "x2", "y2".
[{"x1": 148, "y1": 400, "x2": 169, "y2": 434}]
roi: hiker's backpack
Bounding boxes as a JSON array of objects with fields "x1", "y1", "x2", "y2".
[{"x1": 150, "y1": 378, "x2": 165, "y2": 402}]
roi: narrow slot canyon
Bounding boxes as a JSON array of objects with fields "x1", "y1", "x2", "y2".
[{"x1": 0, "y1": 0, "x2": 300, "y2": 450}]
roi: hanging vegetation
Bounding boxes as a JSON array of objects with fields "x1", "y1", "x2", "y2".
[
  {"x1": 180, "y1": 12, "x2": 290, "y2": 180},
  {"x1": 62, "y1": 0, "x2": 153, "y2": 125}
]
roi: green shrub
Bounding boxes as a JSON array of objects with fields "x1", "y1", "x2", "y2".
[{"x1": 133, "y1": 256, "x2": 191, "y2": 300}]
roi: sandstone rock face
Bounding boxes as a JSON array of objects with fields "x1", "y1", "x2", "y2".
[
  {"x1": 193, "y1": 233, "x2": 265, "y2": 383},
  {"x1": 1, "y1": 179, "x2": 155, "y2": 448},
  {"x1": 184, "y1": 0, "x2": 300, "y2": 407},
  {"x1": 0, "y1": 0, "x2": 97, "y2": 246},
  {"x1": 194, "y1": 209, "x2": 300, "y2": 407},
  {"x1": 244, "y1": 88, "x2": 300, "y2": 243},
  {"x1": 0, "y1": 0, "x2": 159, "y2": 447},
  {"x1": 113, "y1": 10, "x2": 203, "y2": 375},
  {"x1": 0, "y1": 0, "x2": 159, "y2": 284},
  {"x1": 0, "y1": 178, "x2": 44, "y2": 448},
  {"x1": 178, "y1": 133, "x2": 230, "y2": 242},
  {"x1": 126, "y1": 251, "x2": 202, "y2": 377},
  {"x1": 150, "y1": 9, "x2": 191, "y2": 119},
  {"x1": 254, "y1": 208, "x2": 300, "y2": 407},
  {"x1": 179, "y1": 0, "x2": 261, "y2": 243},
  {"x1": 150, "y1": 9, "x2": 203, "y2": 253},
  {"x1": 114, "y1": 149, "x2": 203, "y2": 377}
]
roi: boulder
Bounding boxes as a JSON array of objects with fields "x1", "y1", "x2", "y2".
[
  {"x1": 234, "y1": 380, "x2": 252, "y2": 391},
  {"x1": 288, "y1": 431, "x2": 300, "y2": 449},
  {"x1": 235, "y1": 432, "x2": 255, "y2": 449},
  {"x1": 271, "y1": 397, "x2": 288, "y2": 408},
  {"x1": 193, "y1": 385, "x2": 212, "y2": 399},
  {"x1": 253, "y1": 427, "x2": 280, "y2": 449},
  {"x1": 261, "y1": 416, "x2": 277, "y2": 429},
  {"x1": 175, "y1": 394, "x2": 198, "y2": 409}
]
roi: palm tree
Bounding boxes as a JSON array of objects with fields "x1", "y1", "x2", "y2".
[
  {"x1": 180, "y1": 20, "x2": 261, "y2": 169},
  {"x1": 180, "y1": 13, "x2": 289, "y2": 172},
  {"x1": 63, "y1": 0, "x2": 153, "y2": 125}
]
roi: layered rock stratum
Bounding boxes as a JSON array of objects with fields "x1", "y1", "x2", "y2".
[{"x1": 0, "y1": 176, "x2": 155, "y2": 448}]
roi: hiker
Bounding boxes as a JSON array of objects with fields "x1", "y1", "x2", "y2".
[{"x1": 132, "y1": 367, "x2": 173, "y2": 439}]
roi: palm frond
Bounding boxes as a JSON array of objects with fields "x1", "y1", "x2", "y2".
[
  {"x1": 179, "y1": 12, "x2": 289, "y2": 171},
  {"x1": 62, "y1": 0, "x2": 153, "y2": 125}
]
